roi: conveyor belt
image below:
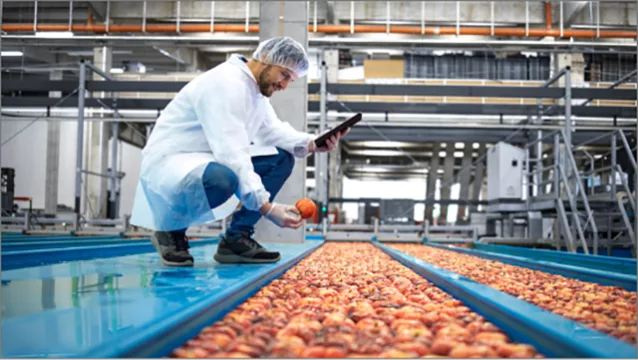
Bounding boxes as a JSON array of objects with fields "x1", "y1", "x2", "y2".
[
  {"x1": 376, "y1": 243, "x2": 637, "y2": 358},
  {"x1": 389, "y1": 243, "x2": 637, "y2": 346},
  {"x1": 1, "y1": 242, "x2": 320, "y2": 358},
  {"x1": 473, "y1": 243, "x2": 637, "y2": 275},
  {"x1": 425, "y1": 243, "x2": 637, "y2": 291},
  {"x1": 3, "y1": 240, "x2": 635, "y2": 358},
  {"x1": 1, "y1": 238, "x2": 218, "y2": 271},
  {"x1": 2, "y1": 238, "x2": 157, "y2": 252},
  {"x1": 1, "y1": 234, "x2": 124, "y2": 242}
]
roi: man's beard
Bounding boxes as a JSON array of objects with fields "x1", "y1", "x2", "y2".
[{"x1": 258, "y1": 65, "x2": 275, "y2": 97}]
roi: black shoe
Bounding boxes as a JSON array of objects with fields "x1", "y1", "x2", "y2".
[
  {"x1": 214, "y1": 232, "x2": 281, "y2": 264},
  {"x1": 150, "y1": 231, "x2": 194, "y2": 267}
]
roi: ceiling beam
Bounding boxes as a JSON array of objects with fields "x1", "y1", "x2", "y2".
[
  {"x1": 87, "y1": 1, "x2": 108, "y2": 22},
  {"x1": 563, "y1": 1, "x2": 588, "y2": 27}
]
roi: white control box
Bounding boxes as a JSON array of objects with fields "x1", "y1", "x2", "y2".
[{"x1": 487, "y1": 142, "x2": 525, "y2": 201}]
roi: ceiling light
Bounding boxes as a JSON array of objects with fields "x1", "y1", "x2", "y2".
[
  {"x1": 1, "y1": 50, "x2": 23, "y2": 57},
  {"x1": 110, "y1": 68, "x2": 124, "y2": 74},
  {"x1": 35, "y1": 31, "x2": 74, "y2": 38}
]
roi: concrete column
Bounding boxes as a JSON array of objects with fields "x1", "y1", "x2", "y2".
[
  {"x1": 254, "y1": 1, "x2": 308, "y2": 244},
  {"x1": 439, "y1": 143, "x2": 456, "y2": 223},
  {"x1": 187, "y1": 49, "x2": 202, "y2": 72},
  {"x1": 44, "y1": 70, "x2": 62, "y2": 215},
  {"x1": 86, "y1": 47, "x2": 112, "y2": 219},
  {"x1": 557, "y1": 53, "x2": 585, "y2": 86},
  {"x1": 425, "y1": 143, "x2": 441, "y2": 223},
  {"x1": 456, "y1": 143, "x2": 474, "y2": 221},
  {"x1": 470, "y1": 143, "x2": 487, "y2": 212},
  {"x1": 324, "y1": 49, "x2": 339, "y2": 83}
]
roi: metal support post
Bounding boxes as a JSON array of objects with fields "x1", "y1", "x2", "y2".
[
  {"x1": 318, "y1": 60, "x2": 329, "y2": 221},
  {"x1": 611, "y1": 132, "x2": 617, "y2": 198},
  {"x1": 123, "y1": 214, "x2": 131, "y2": 232},
  {"x1": 554, "y1": 133, "x2": 562, "y2": 246},
  {"x1": 536, "y1": 99, "x2": 543, "y2": 197},
  {"x1": 564, "y1": 67, "x2": 572, "y2": 179},
  {"x1": 373, "y1": 217, "x2": 379, "y2": 240},
  {"x1": 525, "y1": 146, "x2": 531, "y2": 206},
  {"x1": 75, "y1": 60, "x2": 86, "y2": 215},
  {"x1": 23, "y1": 212, "x2": 30, "y2": 231},
  {"x1": 109, "y1": 93, "x2": 119, "y2": 219}
]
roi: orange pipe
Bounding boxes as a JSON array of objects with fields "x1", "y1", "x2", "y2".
[
  {"x1": 2, "y1": 23, "x2": 636, "y2": 39},
  {"x1": 545, "y1": 2, "x2": 552, "y2": 29}
]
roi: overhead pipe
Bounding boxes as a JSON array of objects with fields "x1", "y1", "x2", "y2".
[
  {"x1": 1, "y1": 23, "x2": 636, "y2": 39},
  {"x1": 545, "y1": 1, "x2": 552, "y2": 30}
]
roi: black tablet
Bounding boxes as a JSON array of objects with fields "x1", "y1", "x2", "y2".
[{"x1": 314, "y1": 113, "x2": 362, "y2": 148}]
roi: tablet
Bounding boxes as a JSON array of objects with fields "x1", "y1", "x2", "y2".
[{"x1": 314, "y1": 113, "x2": 362, "y2": 148}]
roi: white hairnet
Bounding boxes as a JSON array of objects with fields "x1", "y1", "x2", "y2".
[{"x1": 252, "y1": 36, "x2": 309, "y2": 78}]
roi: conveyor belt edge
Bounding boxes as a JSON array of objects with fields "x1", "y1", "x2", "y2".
[
  {"x1": 425, "y1": 243, "x2": 637, "y2": 291},
  {"x1": 2, "y1": 238, "x2": 157, "y2": 252},
  {"x1": 81, "y1": 242, "x2": 323, "y2": 358},
  {"x1": 1, "y1": 234, "x2": 123, "y2": 242},
  {"x1": 1, "y1": 238, "x2": 219, "y2": 271},
  {"x1": 474, "y1": 242, "x2": 637, "y2": 275},
  {"x1": 375, "y1": 243, "x2": 637, "y2": 358}
]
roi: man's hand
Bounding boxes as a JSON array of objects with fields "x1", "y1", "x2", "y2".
[
  {"x1": 260, "y1": 203, "x2": 304, "y2": 229},
  {"x1": 308, "y1": 128, "x2": 350, "y2": 153}
]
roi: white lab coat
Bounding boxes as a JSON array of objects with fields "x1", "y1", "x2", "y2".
[{"x1": 130, "y1": 55, "x2": 314, "y2": 231}]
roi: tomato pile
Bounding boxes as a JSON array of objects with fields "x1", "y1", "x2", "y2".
[
  {"x1": 391, "y1": 244, "x2": 637, "y2": 344},
  {"x1": 172, "y1": 243, "x2": 541, "y2": 358}
]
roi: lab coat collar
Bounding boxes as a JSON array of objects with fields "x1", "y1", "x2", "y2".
[{"x1": 228, "y1": 54, "x2": 260, "y2": 94}]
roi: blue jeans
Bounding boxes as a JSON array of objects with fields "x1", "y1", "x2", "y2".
[{"x1": 201, "y1": 148, "x2": 294, "y2": 237}]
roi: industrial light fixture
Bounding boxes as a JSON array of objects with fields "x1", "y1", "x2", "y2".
[
  {"x1": 1, "y1": 50, "x2": 23, "y2": 57},
  {"x1": 110, "y1": 68, "x2": 124, "y2": 74},
  {"x1": 35, "y1": 31, "x2": 74, "y2": 38}
]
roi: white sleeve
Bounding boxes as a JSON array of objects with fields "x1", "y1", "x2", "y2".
[
  {"x1": 257, "y1": 100, "x2": 316, "y2": 158},
  {"x1": 191, "y1": 77, "x2": 270, "y2": 211}
]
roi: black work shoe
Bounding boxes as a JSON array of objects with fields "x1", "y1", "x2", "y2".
[
  {"x1": 214, "y1": 232, "x2": 281, "y2": 264},
  {"x1": 150, "y1": 231, "x2": 194, "y2": 267}
]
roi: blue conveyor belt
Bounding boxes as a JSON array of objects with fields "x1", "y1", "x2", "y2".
[
  {"x1": 1, "y1": 234, "x2": 124, "y2": 242},
  {"x1": 1, "y1": 242, "x2": 320, "y2": 358},
  {"x1": 376, "y1": 243, "x2": 637, "y2": 358},
  {"x1": 473, "y1": 243, "x2": 637, "y2": 275},
  {"x1": 2, "y1": 238, "x2": 154, "y2": 252},
  {"x1": 1, "y1": 238, "x2": 218, "y2": 271},
  {"x1": 425, "y1": 243, "x2": 637, "y2": 291}
]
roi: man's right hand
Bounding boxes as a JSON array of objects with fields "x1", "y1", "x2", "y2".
[{"x1": 261, "y1": 203, "x2": 304, "y2": 229}]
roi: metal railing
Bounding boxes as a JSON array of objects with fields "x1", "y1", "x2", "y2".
[{"x1": 525, "y1": 127, "x2": 636, "y2": 255}]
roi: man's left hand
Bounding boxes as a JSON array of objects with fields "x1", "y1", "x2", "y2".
[{"x1": 308, "y1": 128, "x2": 350, "y2": 153}]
